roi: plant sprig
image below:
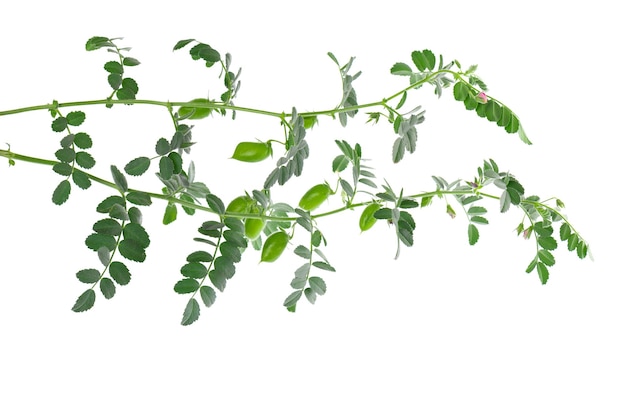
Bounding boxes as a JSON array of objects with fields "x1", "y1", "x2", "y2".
[{"x1": 0, "y1": 36, "x2": 590, "y2": 325}]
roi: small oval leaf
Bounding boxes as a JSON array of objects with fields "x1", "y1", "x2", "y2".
[
  {"x1": 125, "y1": 157, "x2": 151, "y2": 176},
  {"x1": 71, "y1": 289, "x2": 96, "y2": 313},
  {"x1": 52, "y1": 180, "x2": 71, "y2": 205}
]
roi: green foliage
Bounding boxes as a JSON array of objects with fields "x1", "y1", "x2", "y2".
[
  {"x1": 328, "y1": 52, "x2": 360, "y2": 126},
  {"x1": 86, "y1": 36, "x2": 141, "y2": 105},
  {"x1": 71, "y1": 289, "x2": 96, "y2": 312},
  {"x1": 52, "y1": 180, "x2": 71, "y2": 205},
  {"x1": 264, "y1": 109, "x2": 309, "y2": 188},
  {"x1": 174, "y1": 216, "x2": 247, "y2": 322},
  {"x1": 125, "y1": 157, "x2": 151, "y2": 176},
  {"x1": 283, "y1": 223, "x2": 334, "y2": 312},
  {"x1": 0, "y1": 35, "x2": 591, "y2": 325},
  {"x1": 109, "y1": 261, "x2": 131, "y2": 285},
  {"x1": 181, "y1": 299, "x2": 200, "y2": 326},
  {"x1": 49, "y1": 110, "x2": 95, "y2": 203}
]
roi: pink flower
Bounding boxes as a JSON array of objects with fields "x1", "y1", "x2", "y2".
[{"x1": 475, "y1": 92, "x2": 488, "y2": 104}]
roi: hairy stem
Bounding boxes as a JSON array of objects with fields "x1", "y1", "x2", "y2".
[
  {"x1": 1, "y1": 148, "x2": 505, "y2": 224},
  {"x1": 0, "y1": 68, "x2": 457, "y2": 120}
]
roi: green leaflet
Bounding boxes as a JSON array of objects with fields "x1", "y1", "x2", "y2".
[
  {"x1": 126, "y1": 192, "x2": 152, "y2": 206},
  {"x1": 100, "y1": 278, "x2": 116, "y2": 299},
  {"x1": 125, "y1": 157, "x2": 151, "y2": 176},
  {"x1": 72, "y1": 171, "x2": 91, "y2": 189},
  {"x1": 52, "y1": 180, "x2": 71, "y2": 205},
  {"x1": 110, "y1": 165, "x2": 128, "y2": 192},
  {"x1": 72, "y1": 289, "x2": 96, "y2": 312},
  {"x1": 93, "y1": 218, "x2": 122, "y2": 236},
  {"x1": 119, "y1": 239, "x2": 147, "y2": 262},
  {"x1": 468, "y1": 224, "x2": 479, "y2": 246},
  {"x1": 199, "y1": 286, "x2": 216, "y2": 308},
  {"x1": 181, "y1": 262, "x2": 207, "y2": 279},
  {"x1": 76, "y1": 269, "x2": 100, "y2": 284},
  {"x1": 109, "y1": 262, "x2": 131, "y2": 285},
  {"x1": 174, "y1": 278, "x2": 199, "y2": 294},
  {"x1": 181, "y1": 298, "x2": 200, "y2": 326},
  {"x1": 66, "y1": 111, "x2": 86, "y2": 126},
  {"x1": 308, "y1": 277, "x2": 327, "y2": 295}
]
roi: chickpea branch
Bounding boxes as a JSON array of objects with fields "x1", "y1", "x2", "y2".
[{"x1": 0, "y1": 36, "x2": 590, "y2": 325}]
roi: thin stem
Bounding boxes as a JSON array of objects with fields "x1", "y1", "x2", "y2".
[
  {"x1": 0, "y1": 68, "x2": 457, "y2": 121},
  {"x1": 1, "y1": 148, "x2": 504, "y2": 225}
]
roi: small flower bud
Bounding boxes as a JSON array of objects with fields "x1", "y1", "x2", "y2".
[{"x1": 475, "y1": 92, "x2": 488, "y2": 104}]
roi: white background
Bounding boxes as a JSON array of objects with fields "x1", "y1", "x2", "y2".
[{"x1": 1, "y1": 1, "x2": 624, "y2": 407}]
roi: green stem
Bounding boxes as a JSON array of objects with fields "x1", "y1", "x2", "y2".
[
  {"x1": 1, "y1": 148, "x2": 505, "y2": 225},
  {"x1": 0, "y1": 69, "x2": 457, "y2": 120}
]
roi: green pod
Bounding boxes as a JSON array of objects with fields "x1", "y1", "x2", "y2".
[
  {"x1": 244, "y1": 218, "x2": 265, "y2": 240},
  {"x1": 226, "y1": 195, "x2": 253, "y2": 215},
  {"x1": 231, "y1": 141, "x2": 271, "y2": 163},
  {"x1": 261, "y1": 231, "x2": 289, "y2": 262},
  {"x1": 303, "y1": 115, "x2": 318, "y2": 129},
  {"x1": 178, "y1": 98, "x2": 212, "y2": 120},
  {"x1": 298, "y1": 183, "x2": 332, "y2": 211},
  {"x1": 359, "y1": 203, "x2": 381, "y2": 232}
]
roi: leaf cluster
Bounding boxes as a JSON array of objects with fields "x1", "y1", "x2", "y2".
[
  {"x1": 390, "y1": 49, "x2": 455, "y2": 97},
  {"x1": 0, "y1": 35, "x2": 591, "y2": 325},
  {"x1": 453, "y1": 81, "x2": 530, "y2": 144},
  {"x1": 373, "y1": 183, "x2": 419, "y2": 259},
  {"x1": 86, "y1": 36, "x2": 140, "y2": 104},
  {"x1": 174, "y1": 39, "x2": 242, "y2": 117},
  {"x1": 285, "y1": 212, "x2": 334, "y2": 312},
  {"x1": 264, "y1": 109, "x2": 309, "y2": 188},
  {"x1": 518, "y1": 198, "x2": 590, "y2": 284},
  {"x1": 328, "y1": 52, "x2": 361, "y2": 126},
  {"x1": 50, "y1": 109, "x2": 95, "y2": 204},
  {"x1": 333, "y1": 140, "x2": 377, "y2": 204},
  {"x1": 176, "y1": 216, "x2": 247, "y2": 325},
  {"x1": 72, "y1": 194, "x2": 149, "y2": 312}
]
